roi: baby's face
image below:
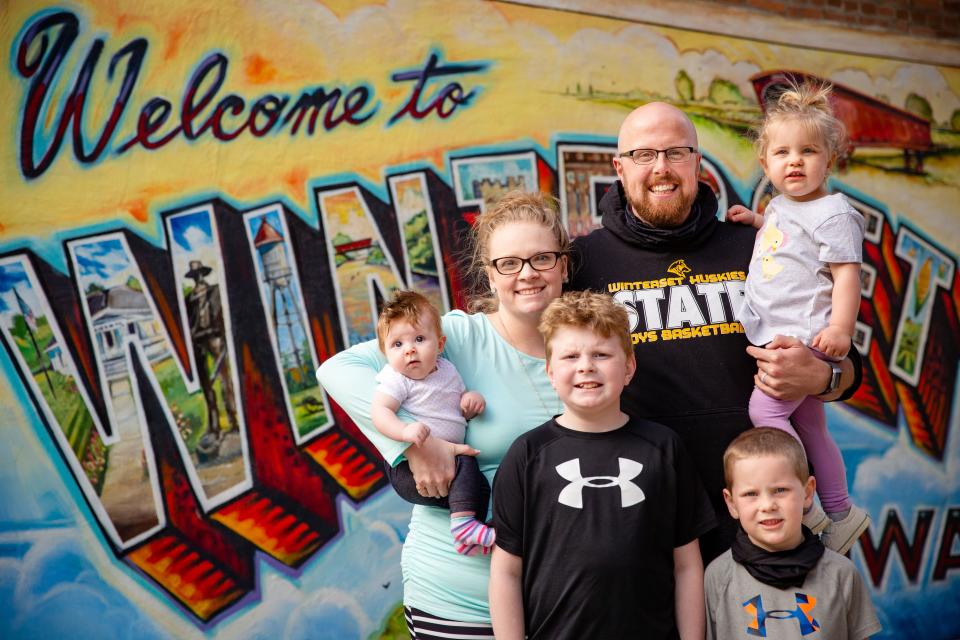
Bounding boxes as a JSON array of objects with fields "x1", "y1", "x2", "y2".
[
  {"x1": 722, "y1": 454, "x2": 815, "y2": 553},
  {"x1": 383, "y1": 318, "x2": 444, "y2": 380}
]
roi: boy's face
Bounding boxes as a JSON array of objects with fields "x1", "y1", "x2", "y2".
[
  {"x1": 723, "y1": 454, "x2": 815, "y2": 553},
  {"x1": 546, "y1": 326, "x2": 635, "y2": 420},
  {"x1": 383, "y1": 318, "x2": 444, "y2": 381}
]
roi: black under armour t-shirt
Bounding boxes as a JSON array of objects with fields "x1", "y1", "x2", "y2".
[{"x1": 492, "y1": 417, "x2": 716, "y2": 640}]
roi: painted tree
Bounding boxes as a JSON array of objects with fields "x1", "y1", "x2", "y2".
[
  {"x1": 905, "y1": 93, "x2": 933, "y2": 121},
  {"x1": 675, "y1": 70, "x2": 694, "y2": 103},
  {"x1": 404, "y1": 211, "x2": 437, "y2": 275},
  {"x1": 951, "y1": 109, "x2": 960, "y2": 131},
  {"x1": 332, "y1": 232, "x2": 352, "y2": 267},
  {"x1": 708, "y1": 78, "x2": 745, "y2": 105},
  {"x1": 366, "y1": 246, "x2": 388, "y2": 266}
]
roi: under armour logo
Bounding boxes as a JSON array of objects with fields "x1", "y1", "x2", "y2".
[
  {"x1": 743, "y1": 593, "x2": 819, "y2": 637},
  {"x1": 555, "y1": 458, "x2": 644, "y2": 509}
]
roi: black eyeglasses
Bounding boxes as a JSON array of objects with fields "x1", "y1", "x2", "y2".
[
  {"x1": 617, "y1": 146, "x2": 697, "y2": 165},
  {"x1": 488, "y1": 251, "x2": 564, "y2": 275}
]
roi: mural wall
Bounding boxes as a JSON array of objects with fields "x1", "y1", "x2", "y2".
[{"x1": 1, "y1": 1, "x2": 957, "y2": 638}]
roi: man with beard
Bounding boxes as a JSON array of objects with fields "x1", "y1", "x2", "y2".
[{"x1": 568, "y1": 102, "x2": 860, "y2": 563}]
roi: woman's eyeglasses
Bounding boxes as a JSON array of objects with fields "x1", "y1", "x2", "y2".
[{"x1": 488, "y1": 251, "x2": 564, "y2": 275}]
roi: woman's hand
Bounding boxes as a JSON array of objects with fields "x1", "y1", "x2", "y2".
[{"x1": 406, "y1": 436, "x2": 480, "y2": 498}]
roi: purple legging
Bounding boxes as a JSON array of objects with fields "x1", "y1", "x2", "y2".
[{"x1": 749, "y1": 386, "x2": 851, "y2": 514}]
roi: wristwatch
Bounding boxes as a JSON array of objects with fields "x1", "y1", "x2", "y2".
[{"x1": 820, "y1": 360, "x2": 843, "y2": 395}]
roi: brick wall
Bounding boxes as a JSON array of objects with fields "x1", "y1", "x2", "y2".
[{"x1": 698, "y1": 0, "x2": 959, "y2": 40}]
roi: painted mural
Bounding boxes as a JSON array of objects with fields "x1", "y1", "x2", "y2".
[{"x1": 0, "y1": 1, "x2": 958, "y2": 638}]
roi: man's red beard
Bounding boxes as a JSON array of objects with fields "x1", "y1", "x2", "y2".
[{"x1": 625, "y1": 184, "x2": 697, "y2": 228}]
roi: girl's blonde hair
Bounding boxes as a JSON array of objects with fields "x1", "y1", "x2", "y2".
[
  {"x1": 464, "y1": 191, "x2": 570, "y2": 313},
  {"x1": 755, "y1": 80, "x2": 848, "y2": 164}
]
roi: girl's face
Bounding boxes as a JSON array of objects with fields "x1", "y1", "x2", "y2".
[
  {"x1": 761, "y1": 120, "x2": 832, "y2": 202},
  {"x1": 485, "y1": 220, "x2": 567, "y2": 322}
]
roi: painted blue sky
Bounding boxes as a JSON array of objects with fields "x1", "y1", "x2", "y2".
[
  {"x1": 170, "y1": 213, "x2": 213, "y2": 254},
  {"x1": 0, "y1": 261, "x2": 31, "y2": 315},
  {"x1": 168, "y1": 210, "x2": 222, "y2": 292},
  {"x1": 72, "y1": 238, "x2": 133, "y2": 290}
]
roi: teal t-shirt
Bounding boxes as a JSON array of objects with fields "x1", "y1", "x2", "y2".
[{"x1": 317, "y1": 310, "x2": 559, "y2": 621}]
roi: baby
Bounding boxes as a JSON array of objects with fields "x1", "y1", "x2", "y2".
[{"x1": 371, "y1": 290, "x2": 492, "y2": 555}]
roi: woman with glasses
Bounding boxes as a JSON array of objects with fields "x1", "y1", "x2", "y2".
[{"x1": 317, "y1": 191, "x2": 568, "y2": 638}]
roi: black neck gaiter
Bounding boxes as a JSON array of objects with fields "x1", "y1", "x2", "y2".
[{"x1": 730, "y1": 525, "x2": 825, "y2": 589}]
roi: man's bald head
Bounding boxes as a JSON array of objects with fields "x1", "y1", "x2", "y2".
[{"x1": 618, "y1": 102, "x2": 698, "y2": 153}]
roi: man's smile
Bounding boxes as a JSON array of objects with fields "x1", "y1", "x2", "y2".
[{"x1": 649, "y1": 182, "x2": 678, "y2": 195}]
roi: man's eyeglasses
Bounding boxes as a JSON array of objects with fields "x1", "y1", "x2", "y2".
[
  {"x1": 488, "y1": 251, "x2": 564, "y2": 275},
  {"x1": 617, "y1": 146, "x2": 697, "y2": 165}
]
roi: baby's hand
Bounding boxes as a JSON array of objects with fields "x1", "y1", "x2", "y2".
[
  {"x1": 460, "y1": 391, "x2": 485, "y2": 420},
  {"x1": 727, "y1": 204, "x2": 762, "y2": 229},
  {"x1": 402, "y1": 422, "x2": 431, "y2": 447},
  {"x1": 811, "y1": 326, "x2": 851, "y2": 359}
]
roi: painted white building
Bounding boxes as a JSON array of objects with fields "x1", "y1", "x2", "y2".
[{"x1": 86, "y1": 286, "x2": 166, "y2": 380}]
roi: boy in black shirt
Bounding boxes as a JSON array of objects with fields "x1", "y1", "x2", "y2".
[{"x1": 489, "y1": 291, "x2": 716, "y2": 639}]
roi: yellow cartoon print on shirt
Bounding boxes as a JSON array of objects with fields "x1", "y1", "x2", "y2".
[
  {"x1": 755, "y1": 211, "x2": 786, "y2": 280},
  {"x1": 759, "y1": 220, "x2": 785, "y2": 253},
  {"x1": 760, "y1": 254, "x2": 784, "y2": 279}
]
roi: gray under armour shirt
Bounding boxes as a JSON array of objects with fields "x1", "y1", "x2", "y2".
[{"x1": 705, "y1": 548, "x2": 881, "y2": 639}]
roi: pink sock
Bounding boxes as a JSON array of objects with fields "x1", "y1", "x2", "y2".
[{"x1": 451, "y1": 516, "x2": 495, "y2": 552}]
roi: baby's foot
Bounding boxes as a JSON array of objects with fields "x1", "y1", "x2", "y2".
[
  {"x1": 451, "y1": 516, "x2": 495, "y2": 553},
  {"x1": 455, "y1": 542, "x2": 492, "y2": 556}
]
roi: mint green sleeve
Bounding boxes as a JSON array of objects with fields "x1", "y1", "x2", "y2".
[{"x1": 315, "y1": 339, "x2": 412, "y2": 467}]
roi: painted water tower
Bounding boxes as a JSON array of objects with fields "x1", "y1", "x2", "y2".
[{"x1": 253, "y1": 219, "x2": 306, "y2": 376}]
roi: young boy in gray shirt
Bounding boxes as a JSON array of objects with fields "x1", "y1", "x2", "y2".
[{"x1": 705, "y1": 427, "x2": 880, "y2": 639}]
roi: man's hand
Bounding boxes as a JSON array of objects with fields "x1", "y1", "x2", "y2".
[
  {"x1": 460, "y1": 391, "x2": 486, "y2": 419},
  {"x1": 747, "y1": 335, "x2": 831, "y2": 401},
  {"x1": 401, "y1": 421, "x2": 430, "y2": 447},
  {"x1": 811, "y1": 326, "x2": 851, "y2": 359},
  {"x1": 726, "y1": 204, "x2": 763, "y2": 229},
  {"x1": 405, "y1": 436, "x2": 479, "y2": 498}
]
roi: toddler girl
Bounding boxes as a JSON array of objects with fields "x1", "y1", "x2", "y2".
[{"x1": 727, "y1": 81, "x2": 869, "y2": 554}]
